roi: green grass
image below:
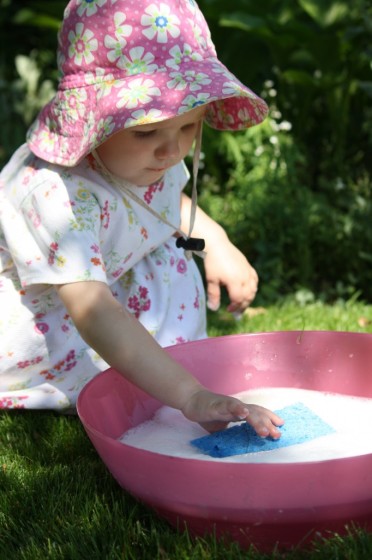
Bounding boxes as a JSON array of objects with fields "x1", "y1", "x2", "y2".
[
  {"x1": 1, "y1": 298, "x2": 372, "y2": 559},
  {"x1": 207, "y1": 296, "x2": 372, "y2": 337}
]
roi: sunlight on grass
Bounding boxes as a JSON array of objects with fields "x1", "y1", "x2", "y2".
[{"x1": 207, "y1": 298, "x2": 372, "y2": 338}]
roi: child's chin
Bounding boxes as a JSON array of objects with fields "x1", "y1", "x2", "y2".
[{"x1": 138, "y1": 171, "x2": 166, "y2": 185}]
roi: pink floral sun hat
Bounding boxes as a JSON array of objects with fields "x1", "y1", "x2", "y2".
[{"x1": 27, "y1": 0, "x2": 269, "y2": 167}]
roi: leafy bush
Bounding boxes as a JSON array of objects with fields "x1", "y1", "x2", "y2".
[
  {"x1": 0, "y1": 1, "x2": 62, "y2": 163},
  {"x1": 199, "y1": 87, "x2": 372, "y2": 303},
  {"x1": 197, "y1": 0, "x2": 372, "y2": 303},
  {"x1": 200, "y1": 0, "x2": 372, "y2": 181}
]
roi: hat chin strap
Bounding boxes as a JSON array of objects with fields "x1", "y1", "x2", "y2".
[
  {"x1": 175, "y1": 119, "x2": 206, "y2": 257},
  {"x1": 91, "y1": 121, "x2": 206, "y2": 260},
  {"x1": 182, "y1": 119, "x2": 205, "y2": 256}
]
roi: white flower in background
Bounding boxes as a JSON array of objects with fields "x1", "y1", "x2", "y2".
[
  {"x1": 271, "y1": 109, "x2": 282, "y2": 119},
  {"x1": 116, "y1": 77, "x2": 161, "y2": 109},
  {"x1": 141, "y1": 3, "x2": 180, "y2": 43},
  {"x1": 278, "y1": 120, "x2": 292, "y2": 131},
  {"x1": 125, "y1": 108, "x2": 163, "y2": 127},
  {"x1": 254, "y1": 146, "x2": 265, "y2": 157},
  {"x1": 118, "y1": 46, "x2": 158, "y2": 74},
  {"x1": 68, "y1": 23, "x2": 98, "y2": 66}
]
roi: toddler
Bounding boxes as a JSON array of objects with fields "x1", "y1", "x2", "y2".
[{"x1": 0, "y1": 0, "x2": 283, "y2": 437}]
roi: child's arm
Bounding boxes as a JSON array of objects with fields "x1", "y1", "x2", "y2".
[
  {"x1": 56, "y1": 281, "x2": 283, "y2": 436},
  {"x1": 180, "y1": 194, "x2": 258, "y2": 314}
]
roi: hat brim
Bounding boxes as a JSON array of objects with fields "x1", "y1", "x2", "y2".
[{"x1": 27, "y1": 58, "x2": 268, "y2": 167}]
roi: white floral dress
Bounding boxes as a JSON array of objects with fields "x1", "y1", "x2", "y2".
[{"x1": 0, "y1": 144, "x2": 206, "y2": 410}]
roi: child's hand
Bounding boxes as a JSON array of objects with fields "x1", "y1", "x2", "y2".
[
  {"x1": 179, "y1": 194, "x2": 258, "y2": 314},
  {"x1": 204, "y1": 236, "x2": 258, "y2": 314},
  {"x1": 181, "y1": 389, "x2": 284, "y2": 437}
]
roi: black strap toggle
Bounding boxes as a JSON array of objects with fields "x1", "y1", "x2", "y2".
[{"x1": 176, "y1": 236, "x2": 205, "y2": 252}]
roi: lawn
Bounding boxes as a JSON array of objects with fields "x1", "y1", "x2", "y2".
[{"x1": 1, "y1": 298, "x2": 372, "y2": 560}]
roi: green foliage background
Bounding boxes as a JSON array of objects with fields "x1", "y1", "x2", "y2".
[{"x1": 1, "y1": 0, "x2": 371, "y2": 303}]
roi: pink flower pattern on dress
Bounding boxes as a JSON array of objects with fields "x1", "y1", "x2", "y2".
[
  {"x1": 34, "y1": 322, "x2": 50, "y2": 334},
  {"x1": 0, "y1": 395, "x2": 28, "y2": 409},
  {"x1": 17, "y1": 356, "x2": 43, "y2": 369},
  {"x1": 0, "y1": 145, "x2": 206, "y2": 409},
  {"x1": 100, "y1": 200, "x2": 110, "y2": 229},
  {"x1": 177, "y1": 258, "x2": 187, "y2": 274},
  {"x1": 39, "y1": 350, "x2": 77, "y2": 381},
  {"x1": 48, "y1": 242, "x2": 59, "y2": 265},
  {"x1": 175, "y1": 336, "x2": 186, "y2": 344},
  {"x1": 128, "y1": 285, "x2": 151, "y2": 318},
  {"x1": 144, "y1": 180, "x2": 164, "y2": 204}
]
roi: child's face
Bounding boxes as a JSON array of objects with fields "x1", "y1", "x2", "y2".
[{"x1": 95, "y1": 106, "x2": 206, "y2": 186}]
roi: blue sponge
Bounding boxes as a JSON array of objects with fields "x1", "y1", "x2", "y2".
[{"x1": 190, "y1": 402, "x2": 335, "y2": 458}]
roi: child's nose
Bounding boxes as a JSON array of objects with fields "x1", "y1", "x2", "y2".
[{"x1": 155, "y1": 137, "x2": 180, "y2": 161}]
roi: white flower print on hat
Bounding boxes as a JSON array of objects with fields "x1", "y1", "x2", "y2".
[{"x1": 27, "y1": 0, "x2": 269, "y2": 166}]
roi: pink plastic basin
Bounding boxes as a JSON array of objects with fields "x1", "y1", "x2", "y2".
[{"x1": 77, "y1": 331, "x2": 372, "y2": 551}]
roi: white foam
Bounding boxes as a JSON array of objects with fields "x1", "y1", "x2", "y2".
[{"x1": 119, "y1": 388, "x2": 372, "y2": 463}]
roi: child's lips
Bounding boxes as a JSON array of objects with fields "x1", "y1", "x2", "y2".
[{"x1": 147, "y1": 167, "x2": 167, "y2": 172}]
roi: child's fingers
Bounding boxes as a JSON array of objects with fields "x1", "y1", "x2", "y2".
[
  {"x1": 226, "y1": 279, "x2": 258, "y2": 312},
  {"x1": 206, "y1": 280, "x2": 221, "y2": 311},
  {"x1": 247, "y1": 419, "x2": 281, "y2": 439},
  {"x1": 186, "y1": 391, "x2": 284, "y2": 440},
  {"x1": 245, "y1": 408, "x2": 284, "y2": 439},
  {"x1": 199, "y1": 402, "x2": 283, "y2": 437},
  {"x1": 215, "y1": 400, "x2": 284, "y2": 439}
]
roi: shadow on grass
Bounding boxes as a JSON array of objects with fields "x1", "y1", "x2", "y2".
[{"x1": 0, "y1": 411, "x2": 174, "y2": 559}]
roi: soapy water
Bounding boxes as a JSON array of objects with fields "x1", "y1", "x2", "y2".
[{"x1": 120, "y1": 388, "x2": 372, "y2": 463}]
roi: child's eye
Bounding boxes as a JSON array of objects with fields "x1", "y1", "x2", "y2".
[
  {"x1": 134, "y1": 130, "x2": 155, "y2": 138},
  {"x1": 181, "y1": 123, "x2": 197, "y2": 132}
]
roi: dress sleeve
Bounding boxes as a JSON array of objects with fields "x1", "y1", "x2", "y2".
[{"x1": 2, "y1": 168, "x2": 108, "y2": 287}]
